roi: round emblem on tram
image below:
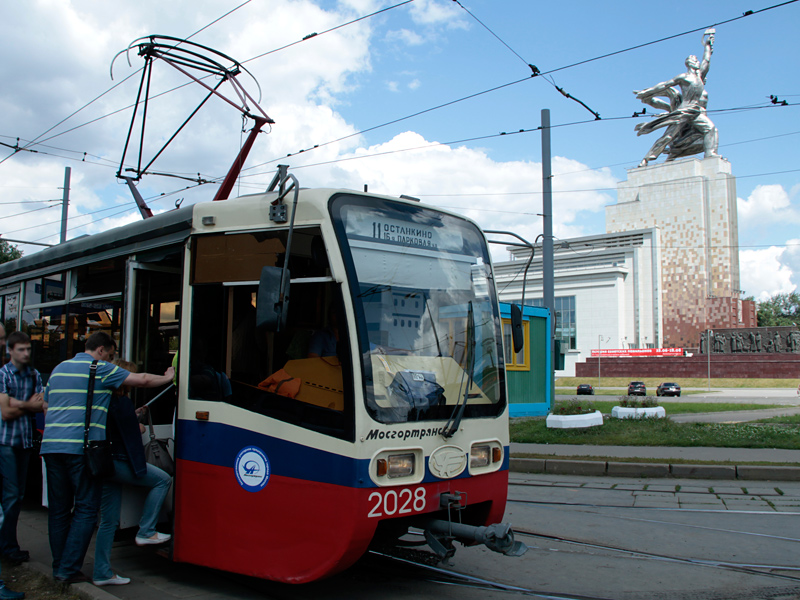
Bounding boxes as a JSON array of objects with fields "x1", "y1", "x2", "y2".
[
  {"x1": 235, "y1": 445, "x2": 270, "y2": 492},
  {"x1": 428, "y1": 445, "x2": 467, "y2": 479}
]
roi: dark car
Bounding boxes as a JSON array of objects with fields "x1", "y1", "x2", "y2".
[
  {"x1": 576, "y1": 383, "x2": 594, "y2": 395},
  {"x1": 627, "y1": 381, "x2": 646, "y2": 396},
  {"x1": 657, "y1": 382, "x2": 681, "y2": 397}
]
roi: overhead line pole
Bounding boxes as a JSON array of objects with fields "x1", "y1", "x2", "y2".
[
  {"x1": 542, "y1": 109, "x2": 555, "y2": 402},
  {"x1": 60, "y1": 166, "x2": 71, "y2": 244}
]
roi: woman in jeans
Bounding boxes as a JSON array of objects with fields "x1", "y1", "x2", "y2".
[{"x1": 92, "y1": 360, "x2": 172, "y2": 587}]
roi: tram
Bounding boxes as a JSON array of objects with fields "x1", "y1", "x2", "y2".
[{"x1": 0, "y1": 171, "x2": 526, "y2": 583}]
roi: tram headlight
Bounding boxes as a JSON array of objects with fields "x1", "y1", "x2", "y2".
[
  {"x1": 470, "y1": 445, "x2": 491, "y2": 468},
  {"x1": 386, "y1": 453, "x2": 415, "y2": 478}
]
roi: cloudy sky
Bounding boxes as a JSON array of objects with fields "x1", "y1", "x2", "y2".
[{"x1": 1, "y1": 0, "x2": 798, "y2": 301}]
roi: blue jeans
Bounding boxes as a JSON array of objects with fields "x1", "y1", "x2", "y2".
[
  {"x1": 43, "y1": 453, "x2": 102, "y2": 579},
  {"x1": 93, "y1": 459, "x2": 172, "y2": 580},
  {"x1": 0, "y1": 445, "x2": 32, "y2": 555}
]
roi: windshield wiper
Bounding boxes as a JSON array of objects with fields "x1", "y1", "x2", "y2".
[
  {"x1": 358, "y1": 283, "x2": 392, "y2": 298},
  {"x1": 443, "y1": 301, "x2": 475, "y2": 438}
]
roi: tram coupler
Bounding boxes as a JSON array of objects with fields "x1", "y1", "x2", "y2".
[{"x1": 425, "y1": 520, "x2": 528, "y2": 559}]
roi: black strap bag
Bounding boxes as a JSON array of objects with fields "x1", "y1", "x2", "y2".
[
  {"x1": 144, "y1": 410, "x2": 175, "y2": 477},
  {"x1": 83, "y1": 360, "x2": 115, "y2": 479}
]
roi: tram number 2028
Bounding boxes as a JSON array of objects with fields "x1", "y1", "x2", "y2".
[{"x1": 367, "y1": 487, "x2": 426, "y2": 518}]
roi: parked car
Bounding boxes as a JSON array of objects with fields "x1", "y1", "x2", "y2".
[
  {"x1": 656, "y1": 382, "x2": 681, "y2": 397},
  {"x1": 576, "y1": 383, "x2": 594, "y2": 395},
  {"x1": 627, "y1": 381, "x2": 646, "y2": 396}
]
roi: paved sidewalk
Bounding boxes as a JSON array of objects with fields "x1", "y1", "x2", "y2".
[{"x1": 510, "y1": 442, "x2": 800, "y2": 481}]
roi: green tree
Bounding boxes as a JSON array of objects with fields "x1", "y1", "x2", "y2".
[
  {"x1": 757, "y1": 292, "x2": 800, "y2": 327},
  {"x1": 0, "y1": 240, "x2": 21, "y2": 264}
]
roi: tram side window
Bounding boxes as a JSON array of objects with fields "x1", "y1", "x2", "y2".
[{"x1": 1, "y1": 292, "x2": 18, "y2": 336}]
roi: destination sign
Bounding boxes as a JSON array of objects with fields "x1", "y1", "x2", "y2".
[{"x1": 342, "y1": 205, "x2": 464, "y2": 252}]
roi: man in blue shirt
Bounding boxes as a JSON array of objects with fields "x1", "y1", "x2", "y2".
[
  {"x1": 0, "y1": 328, "x2": 31, "y2": 600},
  {"x1": 41, "y1": 331, "x2": 174, "y2": 584},
  {"x1": 0, "y1": 331, "x2": 45, "y2": 566}
]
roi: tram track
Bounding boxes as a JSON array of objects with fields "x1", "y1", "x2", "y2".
[
  {"x1": 367, "y1": 550, "x2": 616, "y2": 600},
  {"x1": 508, "y1": 495, "x2": 800, "y2": 542},
  {"x1": 512, "y1": 527, "x2": 800, "y2": 584}
]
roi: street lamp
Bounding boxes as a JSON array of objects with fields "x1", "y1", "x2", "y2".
[{"x1": 597, "y1": 335, "x2": 610, "y2": 391}]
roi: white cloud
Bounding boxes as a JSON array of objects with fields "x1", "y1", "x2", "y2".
[
  {"x1": 386, "y1": 81, "x2": 400, "y2": 92},
  {"x1": 408, "y1": 79, "x2": 421, "y2": 90},
  {"x1": 385, "y1": 28, "x2": 426, "y2": 46},
  {"x1": 284, "y1": 131, "x2": 616, "y2": 262},
  {"x1": 408, "y1": 0, "x2": 468, "y2": 29},
  {"x1": 737, "y1": 184, "x2": 797, "y2": 226},
  {"x1": 777, "y1": 238, "x2": 800, "y2": 295},
  {"x1": 739, "y1": 246, "x2": 796, "y2": 301}
]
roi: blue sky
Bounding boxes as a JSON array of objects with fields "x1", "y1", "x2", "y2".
[{"x1": 0, "y1": 0, "x2": 798, "y2": 300}]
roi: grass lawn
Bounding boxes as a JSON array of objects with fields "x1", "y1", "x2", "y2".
[{"x1": 510, "y1": 416, "x2": 800, "y2": 449}]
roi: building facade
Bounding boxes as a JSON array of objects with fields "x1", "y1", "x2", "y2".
[
  {"x1": 608, "y1": 156, "x2": 741, "y2": 348},
  {"x1": 492, "y1": 156, "x2": 752, "y2": 376}
]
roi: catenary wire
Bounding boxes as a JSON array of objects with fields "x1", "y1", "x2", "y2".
[{"x1": 248, "y1": 0, "x2": 799, "y2": 170}]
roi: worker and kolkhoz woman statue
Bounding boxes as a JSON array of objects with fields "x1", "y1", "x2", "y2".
[{"x1": 633, "y1": 29, "x2": 720, "y2": 167}]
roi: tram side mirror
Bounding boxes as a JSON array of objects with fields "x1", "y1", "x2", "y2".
[
  {"x1": 256, "y1": 266, "x2": 290, "y2": 332},
  {"x1": 510, "y1": 304, "x2": 524, "y2": 354}
]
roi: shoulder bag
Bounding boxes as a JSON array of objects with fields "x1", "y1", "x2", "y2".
[
  {"x1": 83, "y1": 360, "x2": 115, "y2": 479},
  {"x1": 144, "y1": 409, "x2": 175, "y2": 477}
]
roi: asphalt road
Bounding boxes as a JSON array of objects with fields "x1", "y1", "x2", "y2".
[
  {"x1": 19, "y1": 470, "x2": 800, "y2": 600},
  {"x1": 559, "y1": 387, "x2": 800, "y2": 405}
]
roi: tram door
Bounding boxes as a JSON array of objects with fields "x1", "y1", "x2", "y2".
[{"x1": 119, "y1": 255, "x2": 182, "y2": 528}]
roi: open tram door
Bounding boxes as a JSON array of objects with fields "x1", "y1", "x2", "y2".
[{"x1": 118, "y1": 251, "x2": 183, "y2": 528}]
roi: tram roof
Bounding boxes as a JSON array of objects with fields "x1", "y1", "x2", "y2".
[
  {"x1": 0, "y1": 187, "x2": 477, "y2": 284},
  {"x1": 0, "y1": 204, "x2": 194, "y2": 283}
]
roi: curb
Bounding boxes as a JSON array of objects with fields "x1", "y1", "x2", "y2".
[
  {"x1": 509, "y1": 457, "x2": 800, "y2": 481},
  {"x1": 24, "y1": 559, "x2": 119, "y2": 600}
]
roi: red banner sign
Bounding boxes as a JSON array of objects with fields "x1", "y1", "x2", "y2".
[{"x1": 590, "y1": 348, "x2": 683, "y2": 358}]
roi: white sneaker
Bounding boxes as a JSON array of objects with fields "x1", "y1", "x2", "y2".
[
  {"x1": 93, "y1": 574, "x2": 131, "y2": 586},
  {"x1": 135, "y1": 531, "x2": 172, "y2": 546}
]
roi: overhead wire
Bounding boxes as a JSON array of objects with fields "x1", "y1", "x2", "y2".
[
  {"x1": 248, "y1": 0, "x2": 799, "y2": 171},
  {"x1": 236, "y1": 101, "x2": 793, "y2": 179},
  {"x1": 451, "y1": 0, "x2": 599, "y2": 118},
  {"x1": 4, "y1": 1, "x2": 799, "y2": 240},
  {"x1": 5, "y1": 0, "x2": 797, "y2": 184},
  {"x1": 242, "y1": 0, "x2": 414, "y2": 63},
  {"x1": 0, "y1": 204, "x2": 61, "y2": 220},
  {"x1": 2, "y1": 0, "x2": 413, "y2": 160}
]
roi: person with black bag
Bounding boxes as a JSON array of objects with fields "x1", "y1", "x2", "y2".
[
  {"x1": 92, "y1": 359, "x2": 172, "y2": 587},
  {"x1": 40, "y1": 332, "x2": 173, "y2": 584}
]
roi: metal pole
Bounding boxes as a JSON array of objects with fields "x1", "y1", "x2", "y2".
[
  {"x1": 597, "y1": 334, "x2": 602, "y2": 391},
  {"x1": 707, "y1": 329, "x2": 712, "y2": 391},
  {"x1": 60, "y1": 167, "x2": 71, "y2": 244},
  {"x1": 542, "y1": 109, "x2": 555, "y2": 401}
]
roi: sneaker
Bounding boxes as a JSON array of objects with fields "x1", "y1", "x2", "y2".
[
  {"x1": 1, "y1": 550, "x2": 29, "y2": 564},
  {"x1": 93, "y1": 574, "x2": 131, "y2": 586},
  {"x1": 135, "y1": 532, "x2": 171, "y2": 546},
  {"x1": 0, "y1": 584, "x2": 24, "y2": 599}
]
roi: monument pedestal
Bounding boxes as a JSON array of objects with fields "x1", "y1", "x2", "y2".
[{"x1": 606, "y1": 157, "x2": 739, "y2": 348}]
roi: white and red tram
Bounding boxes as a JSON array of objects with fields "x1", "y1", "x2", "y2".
[{"x1": 0, "y1": 176, "x2": 525, "y2": 583}]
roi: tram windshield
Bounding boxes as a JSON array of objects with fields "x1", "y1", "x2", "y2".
[{"x1": 331, "y1": 194, "x2": 506, "y2": 424}]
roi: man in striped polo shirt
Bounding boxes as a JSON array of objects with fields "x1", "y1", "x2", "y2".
[
  {"x1": 0, "y1": 331, "x2": 45, "y2": 566},
  {"x1": 41, "y1": 331, "x2": 173, "y2": 584}
]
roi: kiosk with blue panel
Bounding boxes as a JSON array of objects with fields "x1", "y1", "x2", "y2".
[{"x1": 499, "y1": 303, "x2": 552, "y2": 417}]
